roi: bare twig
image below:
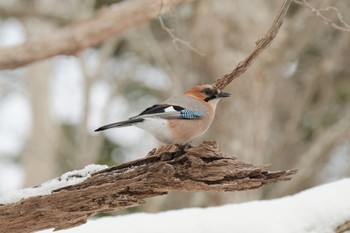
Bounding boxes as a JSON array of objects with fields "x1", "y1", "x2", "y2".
[
  {"x1": 295, "y1": 0, "x2": 350, "y2": 33},
  {"x1": 0, "y1": 0, "x2": 193, "y2": 70},
  {"x1": 158, "y1": 16, "x2": 205, "y2": 56},
  {"x1": 213, "y1": 0, "x2": 293, "y2": 90},
  {"x1": 0, "y1": 141, "x2": 296, "y2": 233}
]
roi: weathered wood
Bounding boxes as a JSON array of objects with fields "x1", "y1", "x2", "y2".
[{"x1": 0, "y1": 141, "x2": 296, "y2": 233}]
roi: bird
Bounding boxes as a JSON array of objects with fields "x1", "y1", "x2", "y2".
[{"x1": 95, "y1": 84, "x2": 230, "y2": 145}]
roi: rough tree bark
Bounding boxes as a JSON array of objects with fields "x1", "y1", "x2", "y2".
[{"x1": 0, "y1": 141, "x2": 296, "y2": 233}]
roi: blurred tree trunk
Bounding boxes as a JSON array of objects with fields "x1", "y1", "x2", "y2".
[
  {"x1": 74, "y1": 42, "x2": 117, "y2": 168},
  {"x1": 22, "y1": 19, "x2": 59, "y2": 187},
  {"x1": 189, "y1": 0, "x2": 278, "y2": 203}
]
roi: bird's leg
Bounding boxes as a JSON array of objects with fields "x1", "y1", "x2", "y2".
[
  {"x1": 149, "y1": 143, "x2": 192, "y2": 159},
  {"x1": 175, "y1": 143, "x2": 192, "y2": 155}
]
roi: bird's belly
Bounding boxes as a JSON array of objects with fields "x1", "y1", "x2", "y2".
[
  {"x1": 168, "y1": 119, "x2": 210, "y2": 144},
  {"x1": 135, "y1": 118, "x2": 175, "y2": 144}
]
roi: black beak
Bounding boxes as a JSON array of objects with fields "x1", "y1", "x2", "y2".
[{"x1": 217, "y1": 92, "x2": 230, "y2": 98}]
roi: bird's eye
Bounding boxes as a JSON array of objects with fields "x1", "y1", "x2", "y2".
[{"x1": 203, "y1": 88, "x2": 214, "y2": 96}]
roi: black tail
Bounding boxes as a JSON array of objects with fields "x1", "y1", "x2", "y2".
[{"x1": 95, "y1": 118, "x2": 144, "y2": 132}]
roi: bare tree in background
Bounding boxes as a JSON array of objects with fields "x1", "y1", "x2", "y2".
[
  {"x1": 0, "y1": 0, "x2": 349, "y2": 212},
  {"x1": 21, "y1": 16, "x2": 59, "y2": 186}
]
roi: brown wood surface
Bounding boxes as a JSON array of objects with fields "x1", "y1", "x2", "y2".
[{"x1": 0, "y1": 141, "x2": 296, "y2": 233}]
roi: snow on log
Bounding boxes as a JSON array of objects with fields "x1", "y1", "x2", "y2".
[
  {"x1": 39, "y1": 178, "x2": 350, "y2": 233},
  {"x1": 0, "y1": 140, "x2": 296, "y2": 233}
]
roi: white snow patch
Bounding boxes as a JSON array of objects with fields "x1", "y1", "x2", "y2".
[
  {"x1": 0, "y1": 164, "x2": 108, "y2": 205},
  {"x1": 39, "y1": 178, "x2": 350, "y2": 233}
]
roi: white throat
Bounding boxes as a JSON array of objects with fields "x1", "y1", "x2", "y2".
[{"x1": 208, "y1": 98, "x2": 221, "y2": 106}]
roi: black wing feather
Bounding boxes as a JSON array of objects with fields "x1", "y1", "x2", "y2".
[
  {"x1": 138, "y1": 104, "x2": 184, "y2": 116},
  {"x1": 94, "y1": 118, "x2": 144, "y2": 131}
]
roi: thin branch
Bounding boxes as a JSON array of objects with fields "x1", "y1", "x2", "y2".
[
  {"x1": 0, "y1": 141, "x2": 296, "y2": 233},
  {"x1": 295, "y1": 0, "x2": 350, "y2": 33},
  {"x1": 0, "y1": 0, "x2": 193, "y2": 70},
  {"x1": 158, "y1": 16, "x2": 205, "y2": 56},
  {"x1": 213, "y1": 0, "x2": 293, "y2": 90}
]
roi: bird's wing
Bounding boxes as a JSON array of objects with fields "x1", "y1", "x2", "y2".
[
  {"x1": 130, "y1": 104, "x2": 205, "y2": 120},
  {"x1": 95, "y1": 104, "x2": 205, "y2": 132}
]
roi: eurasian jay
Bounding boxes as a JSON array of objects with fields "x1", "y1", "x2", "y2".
[{"x1": 95, "y1": 84, "x2": 230, "y2": 144}]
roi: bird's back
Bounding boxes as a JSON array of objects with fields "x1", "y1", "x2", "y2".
[{"x1": 162, "y1": 95, "x2": 208, "y2": 112}]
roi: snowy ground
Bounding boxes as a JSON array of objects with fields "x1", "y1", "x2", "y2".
[{"x1": 38, "y1": 178, "x2": 350, "y2": 233}]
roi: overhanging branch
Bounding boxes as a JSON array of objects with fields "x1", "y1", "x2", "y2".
[
  {"x1": 0, "y1": 141, "x2": 296, "y2": 233},
  {"x1": 0, "y1": 0, "x2": 192, "y2": 69},
  {"x1": 213, "y1": 0, "x2": 293, "y2": 90}
]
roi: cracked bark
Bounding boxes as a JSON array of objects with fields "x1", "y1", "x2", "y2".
[{"x1": 0, "y1": 141, "x2": 296, "y2": 233}]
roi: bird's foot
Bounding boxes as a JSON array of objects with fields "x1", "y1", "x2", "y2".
[{"x1": 175, "y1": 143, "x2": 192, "y2": 155}]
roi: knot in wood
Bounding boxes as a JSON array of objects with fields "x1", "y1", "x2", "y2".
[
  {"x1": 158, "y1": 163, "x2": 175, "y2": 177},
  {"x1": 148, "y1": 162, "x2": 175, "y2": 177}
]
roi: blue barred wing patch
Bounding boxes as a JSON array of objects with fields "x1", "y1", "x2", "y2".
[{"x1": 180, "y1": 109, "x2": 205, "y2": 119}]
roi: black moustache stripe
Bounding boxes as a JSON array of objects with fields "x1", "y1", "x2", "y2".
[{"x1": 204, "y1": 95, "x2": 216, "y2": 102}]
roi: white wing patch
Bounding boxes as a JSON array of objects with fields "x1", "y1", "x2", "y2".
[{"x1": 164, "y1": 106, "x2": 177, "y2": 113}]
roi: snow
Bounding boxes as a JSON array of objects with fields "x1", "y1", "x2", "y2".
[
  {"x1": 39, "y1": 178, "x2": 350, "y2": 233},
  {"x1": 0, "y1": 164, "x2": 108, "y2": 205}
]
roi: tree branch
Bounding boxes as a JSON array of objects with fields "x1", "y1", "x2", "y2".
[
  {"x1": 0, "y1": 0, "x2": 192, "y2": 70},
  {"x1": 337, "y1": 221, "x2": 350, "y2": 233},
  {"x1": 213, "y1": 0, "x2": 293, "y2": 90},
  {"x1": 0, "y1": 141, "x2": 296, "y2": 233},
  {"x1": 0, "y1": 4, "x2": 76, "y2": 25},
  {"x1": 295, "y1": 0, "x2": 350, "y2": 33}
]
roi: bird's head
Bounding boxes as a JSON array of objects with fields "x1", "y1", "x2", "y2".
[{"x1": 185, "y1": 84, "x2": 230, "y2": 105}]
